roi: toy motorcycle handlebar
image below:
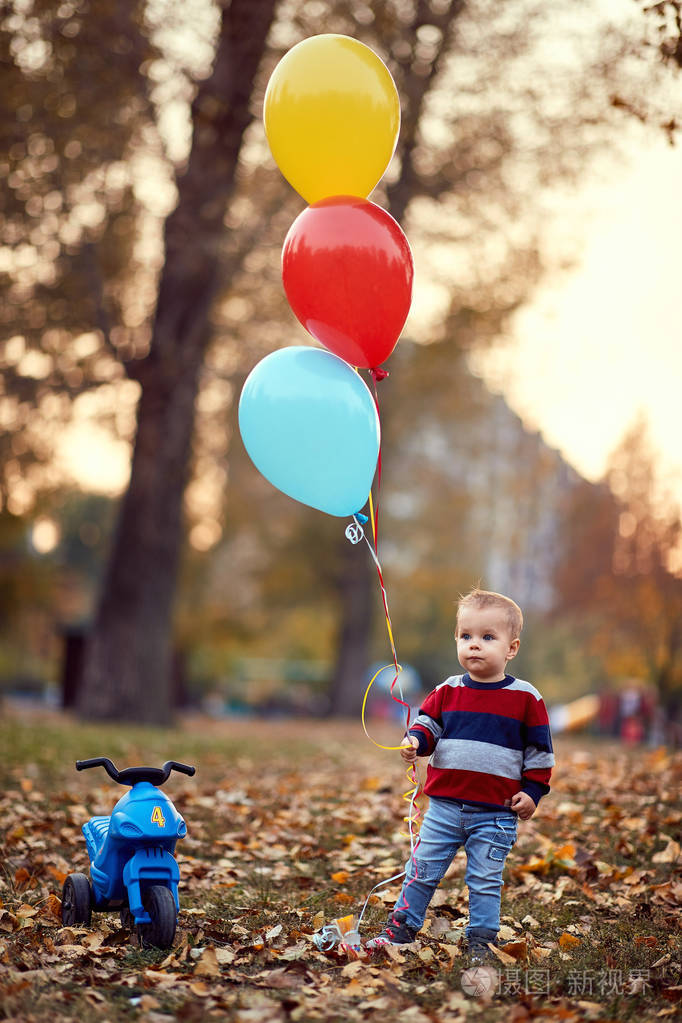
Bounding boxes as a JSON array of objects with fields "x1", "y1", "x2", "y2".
[{"x1": 75, "y1": 757, "x2": 196, "y2": 786}]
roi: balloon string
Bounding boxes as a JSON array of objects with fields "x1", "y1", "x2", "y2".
[
  {"x1": 368, "y1": 367, "x2": 388, "y2": 546},
  {"x1": 361, "y1": 663, "x2": 405, "y2": 750},
  {"x1": 352, "y1": 366, "x2": 422, "y2": 938},
  {"x1": 353, "y1": 512, "x2": 422, "y2": 935}
]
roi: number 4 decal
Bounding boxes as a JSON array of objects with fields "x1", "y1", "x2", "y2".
[{"x1": 151, "y1": 806, "x2": 166, "y2": 827}]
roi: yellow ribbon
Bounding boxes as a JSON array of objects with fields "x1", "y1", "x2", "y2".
[{"x1": 361, "y1": 662, "x2": 405, "y2": 750}]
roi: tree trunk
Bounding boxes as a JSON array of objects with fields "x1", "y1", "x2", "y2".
[{"x1": 78, "y1": 0, "x2": 278, "y2": 724}]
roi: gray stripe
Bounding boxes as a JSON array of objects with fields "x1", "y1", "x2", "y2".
[
  {"x1": 436, "y1": 674, "x2": 546, "y2": 704},
  {"x1": 431, "y1": 738, "x2": 523, "y2": 779},
  {"x1": 524, "y1": 745, "x2": 555, "y2": 770},
  {"x1": 435, "y1": 675, "x2": 464, "y2": 690},
  {"x1": 505, "y1": 677, "x2": 544, "y2": 701},
  {"x1": 412, "y1": 713, "x2": 443, "y2": 742}
]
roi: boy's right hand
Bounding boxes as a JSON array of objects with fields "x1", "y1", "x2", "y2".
[{"x1": 400, "y1": 736, "x2": 419, "y2": 763}]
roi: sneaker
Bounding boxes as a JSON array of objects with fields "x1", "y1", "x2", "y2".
[
  {"x1": 468, "y1": 938, "x2": 498, "y2": 965},
  {"x1": 365, "y1": 910, "x2": 417, "y2": 949}
]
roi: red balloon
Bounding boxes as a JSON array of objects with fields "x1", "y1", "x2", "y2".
[{"x1": 281, "y1": 197, "x2": 413, "y2": 369}]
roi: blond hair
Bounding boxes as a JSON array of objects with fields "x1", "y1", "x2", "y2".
[{"x1": 456, "y1": 588, "x2": 524, "y2": 638}]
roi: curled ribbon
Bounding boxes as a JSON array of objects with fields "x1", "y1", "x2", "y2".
[{"x1": 342, "y1": 369, "x2": 423, "y2": 939}]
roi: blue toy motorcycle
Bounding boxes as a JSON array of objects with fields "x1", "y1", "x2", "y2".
[{"x1": 61, "y1": 757, "x2": 195, "y2": 948}]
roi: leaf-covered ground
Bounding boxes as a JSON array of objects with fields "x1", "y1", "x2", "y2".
[{"x1": 0, "y1": 708, "x2": 680, "y2": 1022}]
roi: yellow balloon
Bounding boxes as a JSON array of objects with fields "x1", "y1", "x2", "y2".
[{"x1": 264, "y1": 34, "x2": 400, "y2": 204}]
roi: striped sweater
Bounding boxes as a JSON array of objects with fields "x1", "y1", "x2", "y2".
[{"x1": 408, "y1": 673, "x2": 554, "y2": 809}]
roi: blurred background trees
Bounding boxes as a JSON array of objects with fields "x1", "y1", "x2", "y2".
[{"x1": 2, "y1": 0, "x2": 681, "y2": 734}]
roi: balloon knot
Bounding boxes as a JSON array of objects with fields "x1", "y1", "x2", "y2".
[
  {"x1": 355, "y1": 512, "x2": 369, "y2": 524},
  {"x1": 370, "y1": 367, "x2": 389, "y2": 381}
]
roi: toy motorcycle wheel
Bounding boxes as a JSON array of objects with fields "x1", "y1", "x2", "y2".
[
  {"x1": 137, "y1": 886, "x2": 177, "y2": 949},
  {"x1": 61, "y1": 872, "x2": 93, "y2": 926}
]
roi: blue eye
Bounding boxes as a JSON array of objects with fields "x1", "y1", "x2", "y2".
[
  {"x1": 483, "y1": 634, "x2": 494, "y2": 641},
  {"x1": 461, "y1": 632, "x2": 470, "y2": 640}
]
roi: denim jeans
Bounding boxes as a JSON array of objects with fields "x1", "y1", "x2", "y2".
[{"x1": 394, "y1": 796, "x2": 518, "y2": 941}]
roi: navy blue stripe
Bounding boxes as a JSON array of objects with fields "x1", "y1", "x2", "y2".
[
  {"x1": 522, "y1": 779, "x2": 550, "y2": 804},
  {"x1": 441, "y1": 709, "x2": 525, "y2": 751},
  {"x1": 527, "y1": 723, "x2": 553, "y2": 753},
  {"x1": 462, "y1": 673, "x2": 515, "y2": 690}
]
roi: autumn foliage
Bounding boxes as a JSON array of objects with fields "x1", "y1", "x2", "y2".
[{"x1": 0, "y1": 711, "x2": 680, "y2": 1022}]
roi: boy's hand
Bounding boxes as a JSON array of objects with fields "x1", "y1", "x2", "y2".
[
  {"x1": 400, "y1": 736, "x2": 419, "y2": 763},
  {"x1": 510, "y1": 791, "x2": 536, "y2": 820}
]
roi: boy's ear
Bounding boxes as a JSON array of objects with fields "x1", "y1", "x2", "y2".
[{"x1": 507, "y1": 637, "x2": 520, "y2": 661}]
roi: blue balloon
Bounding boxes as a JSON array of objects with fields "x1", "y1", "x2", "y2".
[{"x1": 238, "y1": 347, "x2": 380, "y2": 517}]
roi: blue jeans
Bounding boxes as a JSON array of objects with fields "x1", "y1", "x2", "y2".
[{"x1": 395, "y1": 797, "x2": 518, "y2": 942}]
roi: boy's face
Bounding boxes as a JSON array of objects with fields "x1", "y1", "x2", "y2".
[{"x1": 455, "y1": 606, "x2": 520, "y2": 683}]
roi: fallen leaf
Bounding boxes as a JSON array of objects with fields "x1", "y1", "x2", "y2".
[
  {"x1": 491, "y1": 944, "x2": 517, "y2": 965},
  {"x1": 278, "y1": 940, "x2": 308, "y2": 961},
  {"x1": 501, "y1": 939, "x2": 529, "y2": 961},
  {"x1": 0, "y1": 911, "x2": 19, "y2": 932},
  {"x1": 652, "y1": 839, "x2": 681, "y2": 864},
  {"x1": 41, "y1": 893, "x2": 62, "y2": 922},
  {"x1": 14, "y1": 868, "x2": 32, "y2": 889},
  {"x1": 194, "y1": 945, "x2": 220, "y2": 977},
  {"x1": 16, "y1": 904, "x2": 39, "y2": 919},
  {"x1": 188, "y1": 981, "x2": 212, "y2": 996},
  {"x1": 214, "y1": 946, "x2": 236, "y2": 965}
]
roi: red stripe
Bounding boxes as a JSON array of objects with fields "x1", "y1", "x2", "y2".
[
  {"x1": 423, "y1": 766, "x2": 521, "y2": 805},
  {"x1": 423, "y1": 685, "x2": 548, "y2": 723},
  {"x1": 523, "y1": 767, "x2": 552, "y2": 784}
]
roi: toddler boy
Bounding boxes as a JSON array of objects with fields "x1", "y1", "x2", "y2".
[{"x1": 367, "y1": 588, "x2": 554, "y2": 963}]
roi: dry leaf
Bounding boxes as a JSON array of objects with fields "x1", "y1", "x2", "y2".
[
  {"x1": 438, "y1": 943, "x2": 461, "y2": 967},
  {"x1": 341, "y1": 960, "x2": 365, "y2": 978},
  {"x1": 41, "y1": 893, "x2": 62, "y2": 922},
  {"x1": 278, "y1": 940, "x2": 308, "y2": 961},
  {"x1": 188, "y1": 981, "x2": 212, "y2": 996},
  {"x1": 652, "y1": 839, "x2": 681, "y2": 864},
  {"x1": 214, "y1": 946, "x2": 236, "y2": 965},
  {"x1": 194, "y1": 945, "x2": 221, "y2": 977},
  {"x1": 500, "y1": 939, "x2": 529, "y2": 961},
  {"x1": 16, "y1": 904, "x2": 39, "y2": 919},
  {"x1": 14, "y1": 868, "x2": 31, "y2": 889},
  {"x1": 490, "y1": 944, "x2": 517, "y2": 965}
]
